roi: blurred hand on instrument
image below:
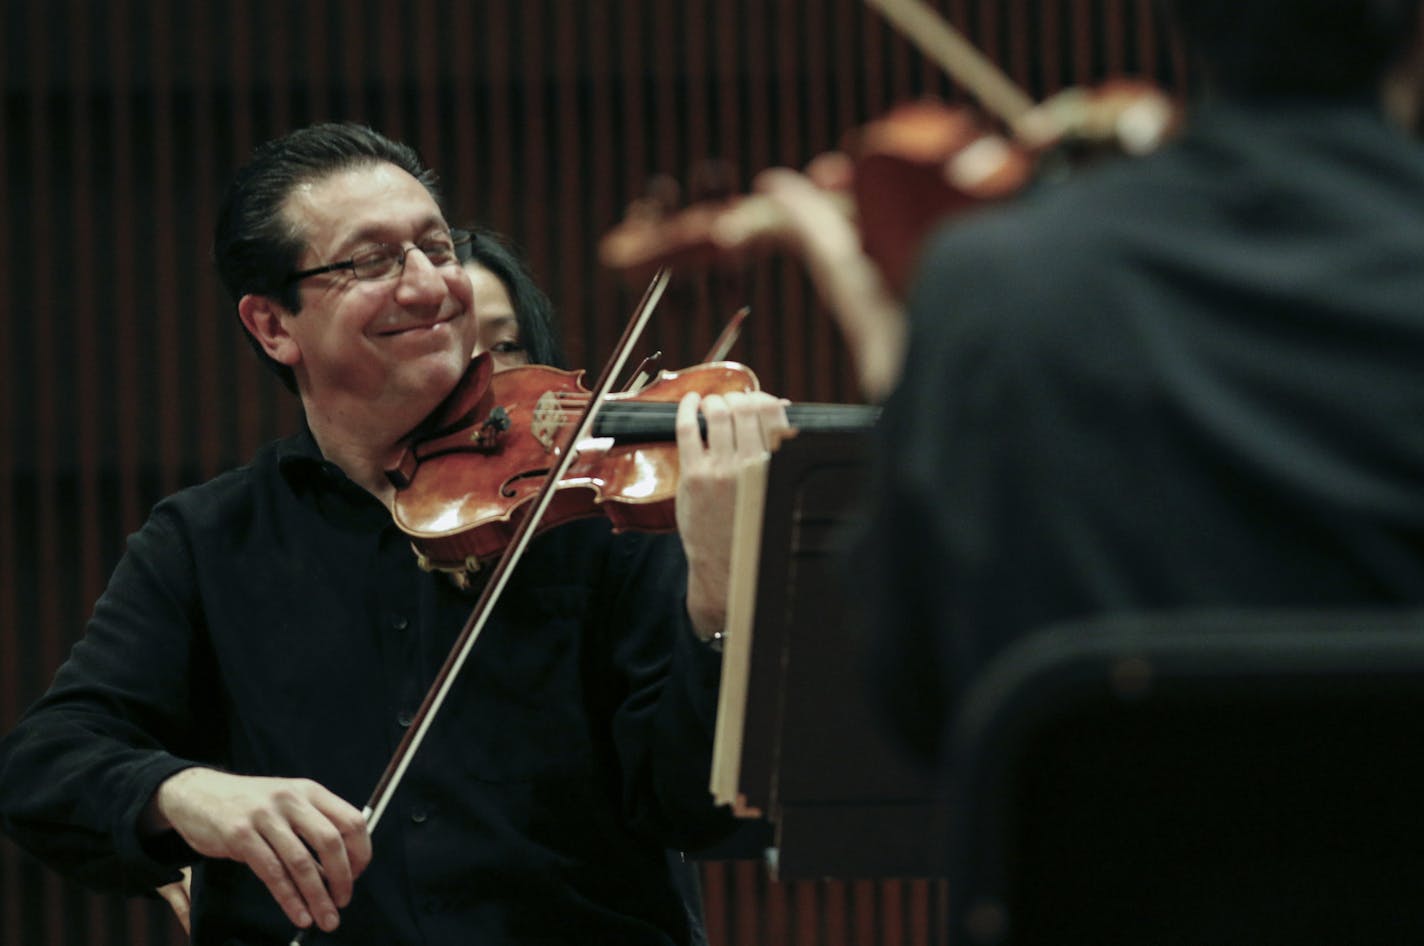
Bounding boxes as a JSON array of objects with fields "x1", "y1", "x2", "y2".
[{"x1": 743, "y1": 156, "x2": 907, "y2": 402}]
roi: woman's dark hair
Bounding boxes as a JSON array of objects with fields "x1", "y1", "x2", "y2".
[
  {"x1": 460, "y1": 228, "x2": 567, "y2": 369},
  {"x1": 1165, "y1": 0, "x2": 1424, "y2": 98},
  {"x1": 213, "y1": 122, "x2": 443, "y2": 393}
]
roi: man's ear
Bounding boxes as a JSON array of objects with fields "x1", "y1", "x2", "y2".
[{"x1": 237, "y1": 294, "x2": 301, "y2": 367}]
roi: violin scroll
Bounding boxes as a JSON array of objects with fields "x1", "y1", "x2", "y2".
[{"x1": 1017, "y1": 79, "x2": 1181, "y2": 158}]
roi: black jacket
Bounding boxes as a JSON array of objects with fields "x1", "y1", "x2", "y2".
[{"x1": 0, "y1": 428, "x2": 732, "y2": 945}]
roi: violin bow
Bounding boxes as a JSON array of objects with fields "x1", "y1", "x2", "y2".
[
  {"x1": 289, "y1": 267, "x2": 673, "y2": 945},
  {"x1": 864, "y1": 0, "x2": 1177, "y2": 153},
  {"x1": 862, "y1": 0, "x2": 1035, "y2": 131},
  {"x1": 702, "y1": 306, "x2": 750, "y2": 363}
]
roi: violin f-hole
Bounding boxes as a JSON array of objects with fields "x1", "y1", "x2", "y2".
[{"x1": 501, "y1": 469, "x2": 552, "y2": 498}]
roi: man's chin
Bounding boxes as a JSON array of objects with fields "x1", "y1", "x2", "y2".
[{"x1": 401, "y1": 348, "x2": 474, "y2": 401}]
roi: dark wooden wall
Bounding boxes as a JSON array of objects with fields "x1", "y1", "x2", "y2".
[{"x1": 0, "y1": 2, "x2": 1184, "y2": 943}]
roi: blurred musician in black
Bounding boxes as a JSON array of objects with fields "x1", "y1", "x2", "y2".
[{"x1": 747, "y1": 0, "x2": 1424, "y2": 757}]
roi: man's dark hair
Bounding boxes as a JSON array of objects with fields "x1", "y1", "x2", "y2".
[
  {"x1": 460, "y1": 228, "x2": 568, "y2": 370},
  {"x1": 213, "y1": 122, "x2": 443, "y2": 393},
  {"x1": 1165, "y1": 0, "x2": 1423, "y2": 98}
]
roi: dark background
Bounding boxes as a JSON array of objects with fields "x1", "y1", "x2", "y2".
[{"x1": 0, "y1": 2, "x2": 1184, "y2": 942}]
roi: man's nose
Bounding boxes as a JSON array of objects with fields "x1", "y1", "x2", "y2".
[{"x1": 395, "y1": 248, "x2": 447, "y2": 302}]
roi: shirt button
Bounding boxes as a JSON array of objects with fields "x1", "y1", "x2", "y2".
[
  {"x1": 397, "y1": 710, "x2": 414, "y2": 728},
  {"x1": 411, "y1": 806, "x2": 429, "y2": 824},
  {"x1": 391, "y1": 614, "x2": 409, "y2": 631}
]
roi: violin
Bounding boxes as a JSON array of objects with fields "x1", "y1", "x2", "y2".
[
  {"x1": 599, "y1": 81, "x2": 1176, "y2": 298},
  {"x1": 385, "y1": 351, "x2": 879, "y2": 577}
]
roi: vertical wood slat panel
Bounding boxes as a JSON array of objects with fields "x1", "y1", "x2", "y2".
[
  {"x1": 107, "y1": 0, "x2": 144, "y2": 649},
  {"x1": 881, "y1": 879, "x2": 904, "y2": 946},
  {"x1": 763, "y1": 870, "x2": 791, "y2": 944},
  {"x1": 69, "y1": 5, "x2": 110, "y2": 943},
  {"x1": 226, "y1": 1, "x2": 264, "y2": 461},
  {"x1": 586, "y1": 2, "x2": 617, "y2": 371},
  {"x1": 735, "y1": 859, "x2": 761, "y2": 946},
  {"x1": 774, "y1": 0, "x2": 808, "y2": 401},
  {"x1": 1136, "y1": 0, "x2": 1159, "y2": 80},
  {"x1": 1072, "y1": 0, "x2": 1095, "y2": 86},
  {"x1": 486, "y1": 5, "x2": 517, "y2": 242},
  {"x1": 415, "y1": 0, "x2": 442, "y2": 197},
  {"x1": 449, "y1": 0, "x2": 480, "y2": 250},
  {"x1": 0, "y1": 4, "x2": 18, "y2": 943},
  {"x1": 1105, "y1": 0, "x2": 1126, "y2": 74},
  {"x1": 802, "y1": 0, "x2": 838, "y2": 403},
  {"x1": 268, "y1": 1, "x2": 294, "y2": 142},
  {"x1": 824, "y1": 879, "x2": 849, "y2": 946},
  {"x1": 794, "y1": 881, "x2": 820, "y2": 946},
  {"x1": 378, "y1": 0, "x2": 405, "y2": 139},
  {"x1": 520, "y1": 4, "x2": 553, "y2": 346},
  {"x1": 192, "y1": 1, "x2": 224, "y2": 481},
  {"x1": 700, "y1": 0, "x2": 746, "y2": 369},
  {"x1": 66, "y1": 0, "x2": 103, "y2": 655},
  {"x1": 21, "y1": 6, "x2": 68, "y2": 940},
  {"x1": 681, "y1": 0, "x2": 715, "y2": 364},
  {"x1": 649, "y1": 0, "x2": 693, "y2": 369},
  {"x1": 25, "y1": 0, "x2": 59, "y2": 685},
  {"x1": 340, "y1": 1, "x2": 365, "y2": 125},
  {"x1": 978, "y1": 0, "x2": 1002, "y2": 95},
  {"x1": 652, "y1": 0, "x2": 680, "y2": 183},
  {"x1": 1009, "y1": 0, "x2": 1032, "y2": 92},
  {"x1": 553, "y1": 1, "x2": 587, "y2": 371},
  {"x1": 306, "y1": 0, "x2": 332, "y2": 121},
  {"x1": 1039, "y1": 0, "x2": 1062, "y2": 93},
  {"x1": 701, "y1": 859, "x2": 730, "y2": 946},
  {"x1": 615, "y1": 1, "x2": 650, "y2": 369},
  {"x1": 853, "y1": 878, "x2": 878, "y2": 945},
  {"x1": 151, "y1": 0, "x2": 184, "y2": 501},
  {"x1": 743, "y1": 2, "x2": 780, "y2": 396}
]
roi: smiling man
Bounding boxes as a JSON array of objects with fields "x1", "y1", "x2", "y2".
[{"x1": 0, "y1": 123, "x2": 788, "y2": 945}]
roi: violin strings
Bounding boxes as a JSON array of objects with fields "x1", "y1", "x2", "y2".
[{"x1": 535, "y1": 397, "x2": 879, "y2": 435}]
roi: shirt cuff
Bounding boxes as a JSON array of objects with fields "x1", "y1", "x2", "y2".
[{"x1": 115, "y1": 755, "x2": 203, "y2": 879}]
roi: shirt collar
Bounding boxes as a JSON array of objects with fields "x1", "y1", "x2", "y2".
[{"x1": 275, "y1": 425, "x2": 373, "y2": 503}]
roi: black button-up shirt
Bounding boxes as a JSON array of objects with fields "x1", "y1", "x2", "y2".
[{"x1": 0, "y1": 429, "x2": 733, "y2": 945}]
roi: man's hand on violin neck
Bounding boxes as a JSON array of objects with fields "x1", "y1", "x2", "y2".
[
  {"x1": 145, "y1": 766, "x2": 372, "y2": 934},
  {"x1": 674, "y1": 390, "x2": 792, "y2": 639}
]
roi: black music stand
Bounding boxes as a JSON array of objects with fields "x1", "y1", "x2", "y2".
[{"x1": 708, "y1": 431, "x2": 945, "y2": 879}]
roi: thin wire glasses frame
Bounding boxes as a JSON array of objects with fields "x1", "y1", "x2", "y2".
[{"x1": 285, "y1": 228, "x2": 473, "y2": 285}]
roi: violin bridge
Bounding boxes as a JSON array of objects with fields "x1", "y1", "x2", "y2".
[{"x1": 532, "y1": 391, "x2": 565, "y2": 452}]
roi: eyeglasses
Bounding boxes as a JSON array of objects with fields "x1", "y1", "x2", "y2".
[{"x1": 285, "y1": 229, "x2": 472, "y2": 285}]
